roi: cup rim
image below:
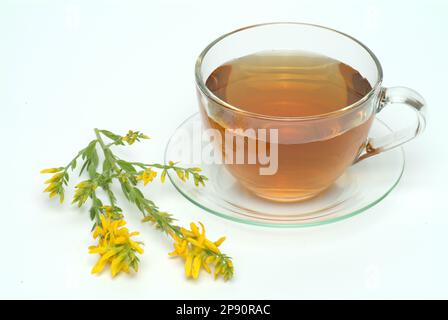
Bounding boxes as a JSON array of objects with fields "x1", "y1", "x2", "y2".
[{"x1": 195, "y1": 22, "x2": 384, "y2": 121}]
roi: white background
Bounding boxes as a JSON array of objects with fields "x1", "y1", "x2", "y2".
[{"x1": 1, "y1": 0, "x2": 447, "y2": 299}]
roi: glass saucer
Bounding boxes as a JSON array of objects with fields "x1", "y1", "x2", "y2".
[{"x1": 164, "y1": 113, "x2": 405, "y2": 228}]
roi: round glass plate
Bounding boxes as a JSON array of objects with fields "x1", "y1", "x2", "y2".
[{"x1": 164, "y1": 113, "x2": 405, "y2": 228}]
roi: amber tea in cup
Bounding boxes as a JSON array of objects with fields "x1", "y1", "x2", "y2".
[
  {"x1": 203, "y1": 51, "x2": 373, "y2": 201},
  {"x1": 195, "y1": 23, "x2": 426, "y2": 202}
]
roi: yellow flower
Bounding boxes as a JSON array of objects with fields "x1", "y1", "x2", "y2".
[
  {"x1": 122, "y1": 130, "x2": 137, "y2": 145},
  {"x1": 41, "y1": 169, "x2": 65, "y2": 203},
  {"x1": 168, "y1": 222, "x2": 233, "y2": 281},
  {"x1": 89, "y1": 214, "x2": 143, "y2": 277},
  {"x1": 100, "y1": 205, "x2": 123, "y2": 220},
  {"x1": 72, "y1": 180, "x2": 97, "y2": 207},
  {"x1": 100, "y1": 206, "x2": 114, "y2": 215},
  {"x1": 40, "y1": 167, "x2": 63, "y2": 173},
  {"x1": 136, "y1": 168, "x2": 158, "y2": 186},
  {"x1": 122, "y1": 130, "x2": 149, "y2": 145},
  {"x1": 192, "y1": 255, "x2": 202, "y2": 279},
  {"x1": 185, "y1": 253, "x2": 193, "y2": 278},
  {"x1": 44, "y1": 172, "x2": 64, "y2": 184}
]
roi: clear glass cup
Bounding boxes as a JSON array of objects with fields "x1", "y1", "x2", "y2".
[{"x1": 195, "y1": 23, "x2": 426, "y2": 202}]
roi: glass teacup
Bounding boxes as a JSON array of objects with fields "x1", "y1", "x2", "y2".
[{"x1": 195, "y1": 23, "x2": 426, "y2": 202}]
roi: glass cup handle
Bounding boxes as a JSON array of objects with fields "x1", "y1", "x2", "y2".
[{"x1": 356, "y1": 86, "x2": 427, "y2": 162}]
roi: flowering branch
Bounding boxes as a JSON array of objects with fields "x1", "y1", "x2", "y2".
[{"x1": 41, "y1": 129, "x2": 233, "y2": 281}]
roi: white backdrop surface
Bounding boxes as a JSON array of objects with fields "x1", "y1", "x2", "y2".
[{"x1": 0, "y1": 0, "x2": 447, "y2": 299}]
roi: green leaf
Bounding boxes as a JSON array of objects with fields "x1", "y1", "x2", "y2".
[
  {"x1": 70, "y1": 159, "x2": 77, "y2": 170},
  {"x1": 161, "y1": 169, "x2": 167, "y2": 183},
  {"x1": 94, "y1": 197, "x2": 103, "y2": 208},
  {"x1": 132, "y1": 187, "x2": 144, "y2": 199},
  {"x1": 85, "y1": 140, "x2": 98, "y2": 156},
  {"x1": 87, "y1": 150, "x2": 99, "y2": 178},
  {"x1": 89, "y1": 206, "x2": 97, "y2": 221},
  {"x1": 120, "y1": 181, "x2": 131, "y2": 200},
  {"x1": 102, "y1": 158, "x2": 111, "y2": 173},
  {"x1": 117, "y1": 160, "x2": 136, "y2": 173},
  {"x1": 79, "y1": 159, "x2": 90, "y2": 176},
  {"x1": 100, "y1": 130, "x2": 121, "y2": 141}
]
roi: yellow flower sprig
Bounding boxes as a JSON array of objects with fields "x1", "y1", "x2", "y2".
[
  {"x1": 40, "y1": 128, "x2": 234, "y2": 281},
  {"x1": 89, "y1": 210, "x2": 143, "y2": 277},
  {"x1": 136, "y1": 168, "x2": 157, "y2": 186},
  {"x1": 40, "y1": 167, "x2": 66, "y2": 203},
  {"x1": 72, "y1": 180, "x2": 97, "y2": 207},
  {"x1": 129, "y1": 160, "x2": 208, "y2": 187},
  {"x1": 167, "y1": 222, "x2": 233, "y2": 281}
]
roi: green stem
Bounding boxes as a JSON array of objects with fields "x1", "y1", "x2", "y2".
[
  {"x1": 127, "y1": 161, "x2": 204, "y2": 181},
  {"x1": 62, "y1": 149, "x2": 84, "y2": 176},
  {"x1": 94, "y1": 128, "x2": 119, "y2": 208},
  {"x1": 90, "y1": 190, "x2": 101, "y2": 225},
  {"x1": 94, "y1": 128, "x2": 108, "y2": 152},
  {"x1": 105, "y1": 186, "x2": 116, "y2": 207},
  {"x1": 95, "y1": 128, "x2": 120, "y2": 173},
  {"x1": 128, "y1": 162, "x2": 180, "y2": 170},
  {"x1": 94, "y1": 128, "x2": 181, "y2": 236}
]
